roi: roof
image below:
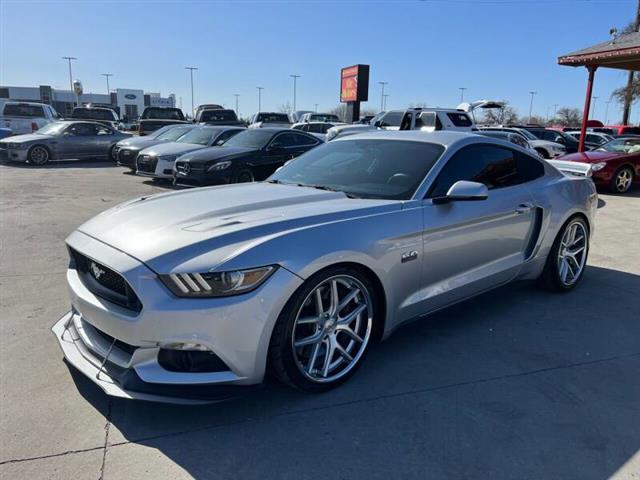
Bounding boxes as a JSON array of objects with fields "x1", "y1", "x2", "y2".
[
  {"x1": 334, "y1": 130, "x2": 478, "y2": 146},
  {"x1": 558, "y1": 31, "x2": 640, "y2": 70}
]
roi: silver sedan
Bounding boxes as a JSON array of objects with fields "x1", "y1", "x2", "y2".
[
  {"x1": 53, "y1": 131, "x2": 597, "y2": 403},
  {"x1": 0, "y1": 121, "x2": 131, "y2": 165}
]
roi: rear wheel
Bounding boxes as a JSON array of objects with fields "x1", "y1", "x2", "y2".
[
  {"x1": 539, "y1": 217, "x2": 589, "y2": 292},
  {"x1": 610, "y1": 166, "x2": 634, "y2": 194},
  {"x1": 28, "y1": 145, "x2": 50, "y2": 166},
  {"x1": 269, "y1": 267, "x2": 378, "y2": 392}
]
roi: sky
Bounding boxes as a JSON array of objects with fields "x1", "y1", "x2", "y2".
[{"x1": 0, "y1": 0, "x2": 637, "y2": 121}]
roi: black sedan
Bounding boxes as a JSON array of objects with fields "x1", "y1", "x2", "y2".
[{"x1": 173, "y1": 128, "x2": 322, "y2": 185}]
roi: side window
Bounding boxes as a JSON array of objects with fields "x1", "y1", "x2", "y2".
[
  {"x1": 291, "y1": 132, "x2": 319, "y2": 146},
  {"x1": 399, "y1": 112, "x2": 412, "y2": 130},
  {"x1": 428, "y1": 145, "x2": 519, "y2": 197},
  {"x1": 514, "y1": 150, "x2": 545, "y2": 183},
  {"x1": 68, "y1": 123, "x2": 97, "y2": 136},
  {"x1": 379, "y1": 111, "x2": 403, "y2": 128},
  {"x1": 446, "y1": 113, "x2": 473, "y2": 127},
  {"x1": 96, "y1": 125, "x2": 113, "y2": 135},
  {"x1": 271, "y1": 133, "x2": 297, "y2": 148}
]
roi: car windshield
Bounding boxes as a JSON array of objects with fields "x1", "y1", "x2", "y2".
[
  {"x1": 35, "y1": 122, "x2": 67, "y2": 135},
  {"x1": 142, "y1": 108, "x2": 184, "y2": 120},
  {"x1": 308, "y1": 114, "x2": 340, "y2": 122},
  {"x1": 256, "y1": 113, "x2": 290, "y2": 123},
  {"x1": 176, "y1": 128, "x2": 215, "y2": 145},
  {"x1": 515, "y1": 129, "x2": 537, "y2": 141},
  {"x1": 3, "y1": 104, "x2": 45, "y2": 117},
  {"x1": 222, "y1": 129, "x2": 273, "y2": 148},
  {"x1": 200, "y1": 110, "x2": 237, "y2": 122},
  {"x1": 157, "y1": 125, "x2": 194, "y2": 141},
  {"x1": 597, "y1": 137, "x2": 640, "y2": 154},
  {"x1": 268, "y1": 139, "x2": 445, "y2": 200}
]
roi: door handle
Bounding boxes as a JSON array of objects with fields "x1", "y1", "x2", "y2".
[{"x1": 515, "y1": 203, "x2": 534, "y2": 214}]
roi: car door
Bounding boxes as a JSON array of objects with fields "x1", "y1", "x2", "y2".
[
  {"x1": 93, "y1": 125, "x2": 116, "y2": 157},
  {"x1": 419, "y1": 144, "x2": 537, "y2": 312},
  {"x1": 58, "y1": 123, "x2": 97, "y2": 159},
  {"x1": 258, "y1": 133, "x2": 300, "y2": 178}
]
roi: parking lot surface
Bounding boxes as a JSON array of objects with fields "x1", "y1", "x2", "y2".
[{"x1": 1, "y1": 161, "x2": 639, "y2": 480}]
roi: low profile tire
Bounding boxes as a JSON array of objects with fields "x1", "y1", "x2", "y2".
[
  {"x1": 109, "y1": 145, "x2": 117, "y2": 162},
  {"x1": 609, "y1": 166, "x2": 634, "y2": 194},
  {"x1": 235, "y1": 169, "x2": 254, "y2": 183},
  {"x1": 539, "y1": 216, "x2": 589, "y2": 292},
  {"x1": 268, "y1": 266, "x2": 379, "y2": 392},
  {"x1": 535, "y1": 148, "x2": 550, "y2": 159},
  {"x1": 27, "y1": 145, "x2": 50, "y2": 166}
]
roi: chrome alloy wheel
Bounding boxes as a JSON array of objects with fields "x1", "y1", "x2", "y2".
[
  {"x1": 291, "y1": 275, "x2": 373, "y2": 383},
  {"x1": 557, "y1": 221, "x2": 588, "y2": 286},
  {"x1": 29, "y1": 146, "x2": 49, "y2": 165},
  {"x1": 615, "y1": 168, "x2": 633, "y2": 193}
]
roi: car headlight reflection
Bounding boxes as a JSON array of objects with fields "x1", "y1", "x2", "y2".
[
  {"x1": 591, "y1": 162, "x2": 606, "y2": 172},
  {"x1": 207, "y1": 161, "x2": 231, "y2": 172},
  {"x1": 161, "y1": 266, "x2": 276, "y2": 297}
]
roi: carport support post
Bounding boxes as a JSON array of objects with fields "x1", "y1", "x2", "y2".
[{"x1": 578, "y1": 66, "x2": 597, "y2": 153}]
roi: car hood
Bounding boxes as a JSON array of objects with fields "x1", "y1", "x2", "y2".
[
  {"x1": 0, "y1": 133, "x2": 54, "y2": 144},
  {"x1": 560, "y1": 150, "x2": 622, "y2": 163},
  {"x1": 139, "y1": 142, "x2": 205, "y2": 157},
  {"x1": 178, "y1": 146, "x2": 257, "y2": 164},
  {"x1": 77, "y1": 183, "x2": 400, "y2": 272},
  {"x1": 117, "y1": 137, "x2": 165, "y2": 149}
]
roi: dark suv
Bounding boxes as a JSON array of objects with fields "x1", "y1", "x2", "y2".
[
  {"x1": 138, "y1": 107, "x2": 188, "y2": 136},
  {"x1": 195, "y1": 109, "x2": 244, "y2": 126}
]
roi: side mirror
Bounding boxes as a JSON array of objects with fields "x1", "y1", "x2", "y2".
[
  {"x1": 268, "y1": 143, "x2": 284, "y2": 151},
  {"x1": 373, "y1": 120, "x2": 382, "y2": 128},
  {"x1": 432, "y1": 180, "x2": 488, "y2": 205}
]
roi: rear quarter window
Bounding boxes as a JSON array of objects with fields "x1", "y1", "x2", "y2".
[{"x1": 446, "y1": 113, "x2": 473, "y2": 127}]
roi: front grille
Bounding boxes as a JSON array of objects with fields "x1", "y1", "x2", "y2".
[
  {"x1": 137, "y1": 155, "x2": 157, "y2": 173},
  {"x1": 117, "y1": 148, "x2": 136, "y2": 165},
  {"x1": 69, "y1": 248, "x2": 142, "y2": 313}
]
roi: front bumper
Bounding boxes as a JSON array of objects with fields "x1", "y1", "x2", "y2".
[
  {"x1": 173, "y1": 168, "x2": 232, "y2": 186},
  {"x1": 54, "y1": 230, "x2": 304, "y2": 403},
  {"x1": 0, "y1": 147, "x2": 28, "y2": 162}
]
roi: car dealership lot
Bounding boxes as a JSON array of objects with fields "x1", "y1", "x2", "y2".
[{"x1": 1, "y1": 161, "x2": 639, "y2": 479}]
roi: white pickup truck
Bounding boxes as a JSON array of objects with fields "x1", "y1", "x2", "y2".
[{"x1": 0, "y1": 102, "x2": 61, "y2": 135}]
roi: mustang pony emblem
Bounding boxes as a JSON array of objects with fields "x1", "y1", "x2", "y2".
[{"x1": 89, "y1": 261, "x2": 106, "y2": 280}]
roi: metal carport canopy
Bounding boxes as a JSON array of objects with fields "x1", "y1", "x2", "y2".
[{"x1": 558, "y1": 31, "x2": 640, "y2": 151}]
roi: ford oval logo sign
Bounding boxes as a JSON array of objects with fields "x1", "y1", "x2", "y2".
[{"x1": 124, "y1": 94, "x2": 136, "y2": 100}]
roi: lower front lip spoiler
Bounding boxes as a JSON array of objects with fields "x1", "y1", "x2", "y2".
[{"x1": 52, "y1": 312, "x2": 261, "y2": 405}]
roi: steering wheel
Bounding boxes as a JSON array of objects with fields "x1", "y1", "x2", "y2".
[{"x1": 386, "y1": 173, "x2": 411, "y2": 185}]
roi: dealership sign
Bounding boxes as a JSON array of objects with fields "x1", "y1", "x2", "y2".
[
  {"x1": 340, "y1": 64, "x2": 369, "y2": 103},
  {"x1": 124, "y1": 94, "x2": 137, "y2": 100}
]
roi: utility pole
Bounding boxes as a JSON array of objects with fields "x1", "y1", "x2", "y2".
[
  {"x1": 604, "y1": 99, "x2": 612, "y2": 124},
  {"x1": 459, "y1": 87, "x2": 467, "y2": 103},
  {"x1": 553, "y1": 103, "x2": 559, "y2": 118},
  {"x1": 234, "y1": 94, "x2": 240, "y2": 117},
  {"x1": 314, "y1": 103, "x2": 318, "y2": 112},
  {"x1": 528, "y1": 91, "x2": 537, "y2": 123},
  {"x1": 256, "y1": 87, "x2": 264, "y2": 112},
  {"x1": 622, "y1": 0, "x2": 640, "y2": 124},
  {"x1": 101, "y1": 73, "x2": 113, "y2": 96},
  {"x1": 185, "y1": 66, "x2": 198, "y2": 117},
  {"x1": 378, "y1": 82, "x2": 388, "y2": 112},
  {"x1": 62, "y1": 56, "x2": 78, "y2": 106},
  {"x1": 290, "y1": 74, "x2": 300, "y2": 112},
  {"x1": 383, "y1": 94, "x2": 390, "y2": 110},
  {"x1": 592, "y1": 96, "x2": 599, "y2": 119}
]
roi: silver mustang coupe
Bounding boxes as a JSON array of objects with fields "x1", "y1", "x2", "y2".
[
  {"x1": 0, "y1": 121, "x2": 132, "y2": 165},
  {"x1": 53, "y1": 131, "x2": 597, "y2": 403}
]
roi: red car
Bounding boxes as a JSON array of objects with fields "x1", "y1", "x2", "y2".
[{"x1": 561, "y1": 137, "x2": 640, "y2": 193}]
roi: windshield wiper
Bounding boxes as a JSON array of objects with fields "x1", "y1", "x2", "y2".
[{"x1": 295, "y1": 183, "x2": 361, "y2": 198}]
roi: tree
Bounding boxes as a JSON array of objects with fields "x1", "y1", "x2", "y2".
[
  {"x1": 481, "y1": 102, "x2": 519, "y2": 125},
  {"x1": 555, "y1": 107, "x2": 582, "y2": 127},
  {"x1": 327, "y1": 104, "x2": 348, "y2": 122},
  {"x1": 278, "y1": 102, "x2": 292, "y2": 115}
]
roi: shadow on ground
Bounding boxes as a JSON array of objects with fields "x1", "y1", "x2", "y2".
[{"x1": 67, "y1": 265, "x2": 640, "y2": 479}]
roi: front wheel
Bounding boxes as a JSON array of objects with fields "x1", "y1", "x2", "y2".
[
  {"x1": 28, "y1": 145, "x2": 50, "y2": 166},
  {"x1": 269, "y1": 267, "x2": 378, "y2": 392},
  {"x1": 610, "y1": 166, "x2": 634, "y2": 194},
  {"x1": 539, "y1": 217, "x2": 589, "y2": 292},
  {"x1": 235, "y1": 169, "x2": 254, "y2": 183}
]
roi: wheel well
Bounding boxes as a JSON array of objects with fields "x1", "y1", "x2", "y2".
[
  {"x1": 566, "y1": 212, "x2": 590, "y2": 235},
  {"x1": 304, "y1": 262, "x2": 388, "y2": 342}
]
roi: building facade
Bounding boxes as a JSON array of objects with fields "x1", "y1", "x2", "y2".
[{"x1": 0, "y1": 85, "x2": 176, "y2": 121}]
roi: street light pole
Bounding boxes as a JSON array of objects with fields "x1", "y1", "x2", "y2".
[
  {"x1": 234, "y1": 94, "x2": 240, "y2": 117},
  {"x1": 591, "y1": 96, "x2": 599, "y2": 119},
  {"x1": 101, "y1": 73, "x2": 113, "y2": 96},
  {"x1": 378, "y1": 82, "x2": 388, "y2": 112},
  {"x1": 314, "y1": 103, "x2": 318, "y2": 112},
  {"x1": 256, "y1": 87, "x2": 264, "y2": 112},
  {"x1": 604, "y1": 100, "x2": 612, "y2": 124},
  {"x1": 62, "y1": 56, "x2": 78, "y2": 106},
  {"x1": 528, "y1": 91, "x2": 537, "y2": 123},
  {"x1": 553, "y1": 103, "x2": 559, "y2": 118},
  {"x1": 459, "y1": 87, "x2": 467, "y2": 103},
  {"x1": 383, "y1": 94, "x2": 389, "y2": 110},
  {"x1": 185, "y1": 66, "x2": 198, "y2": 117},
  {"x1": 289, "y1": 74, "x2": 300, "y2": 112}
]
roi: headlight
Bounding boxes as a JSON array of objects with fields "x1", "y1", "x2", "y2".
[
  {"x1": 4, "y1": 143, "x2": 20, "y2": 149},
  {"x1": 206, "y1": 161, "x2": 231, "y2": 172},
  {"x1": 591, "y1": 162, "x2": 606, "y2": 172},
  {"x1": 160, "y1": 266, "x2": 277, "y2": 298},
  {"x1": 551, "y1": 145, "x2": 565, "y2": 152}
]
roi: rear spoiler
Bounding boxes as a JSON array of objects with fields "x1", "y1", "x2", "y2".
[{"x1": 546, "y1": 159, "x2": 592, "y2": 178}]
